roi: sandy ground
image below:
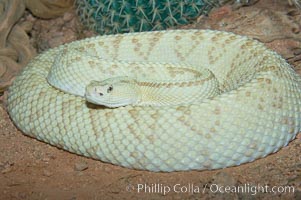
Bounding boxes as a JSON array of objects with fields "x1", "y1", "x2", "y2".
[{"x1": 1, "y1": 0, "x2": 301, "y2": 199}]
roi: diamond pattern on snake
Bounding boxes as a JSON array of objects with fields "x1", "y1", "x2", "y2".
[
  {"x1": 48, "y1": 46, "x2": 220, "y2": 107},
  {"x1": 7, "y1": 30, "x2": 301, "y2": 172}
]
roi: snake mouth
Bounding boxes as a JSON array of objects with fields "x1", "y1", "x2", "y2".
[{"x1": 84, "y1": 93, "x2": 101, "y2": 105}]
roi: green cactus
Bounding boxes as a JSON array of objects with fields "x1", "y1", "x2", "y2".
[{"x1": 75, "y1": 0, "x2": 221, "y2": 35}]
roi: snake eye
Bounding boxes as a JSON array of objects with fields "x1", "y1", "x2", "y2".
[{"x1": 107, "y1": 85, "x2": 113, "y2": 93}]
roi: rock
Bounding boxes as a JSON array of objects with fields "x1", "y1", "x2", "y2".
[
  {"x1": 74, "y1": 161, "x2": 88, "y2": 171},
  {"x1": 25, "y1": 0, "x2": 74, "y2": 19},
  {"x1": 63, "y1": 12, "x2": 74, "y2": 22},
  {"x1": 43, "y1": 169, "x2": 52, "y2": 177}
]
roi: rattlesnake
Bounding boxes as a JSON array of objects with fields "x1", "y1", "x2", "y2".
[
  {"x1": 47, "y1": 47, "x2": 220, "y2": 107},
  {"x1": 7, "y1": 30, "x2": 301, "y2": 172}
]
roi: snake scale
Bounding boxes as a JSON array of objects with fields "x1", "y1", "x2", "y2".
[
  {"x1": 7, "y1": 30, "x2": 301, "y2": 172},
  {"x1": 47, "y1": 49, "x2": 220, "y2": 107}
]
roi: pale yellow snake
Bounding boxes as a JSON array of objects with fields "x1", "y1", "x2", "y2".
[
  {"x1": 47, "y1": 46, "x2": 220, "y2": 107},
  {"x1": 7, "y1": 30, "x2": 301, "y2": 172}
]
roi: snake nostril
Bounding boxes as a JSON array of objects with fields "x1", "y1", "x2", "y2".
[{"x1": 99, "y1": 93, "x2": 103, "y2": 96}]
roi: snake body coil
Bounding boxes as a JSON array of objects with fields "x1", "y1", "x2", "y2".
[{"x1": 7, "y1": 30, "x2": 301, "y2": 172}]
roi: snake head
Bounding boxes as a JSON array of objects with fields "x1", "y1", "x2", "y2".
[{"x1": 85, "y1": 76, "x2": 140, "y2": 108}]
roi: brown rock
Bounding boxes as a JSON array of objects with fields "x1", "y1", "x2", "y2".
[{"x1": 25, "y1": 0, "x2": 75, "y2": 19}]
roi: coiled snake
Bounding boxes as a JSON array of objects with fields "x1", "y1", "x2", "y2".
[{"x1": 7, "y1": 30, "x2": 301, "y2": 172}]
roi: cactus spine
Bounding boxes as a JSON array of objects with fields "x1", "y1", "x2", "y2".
[{"x1": 76, "y1": 0, "x2": 221, "y2": 35}]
